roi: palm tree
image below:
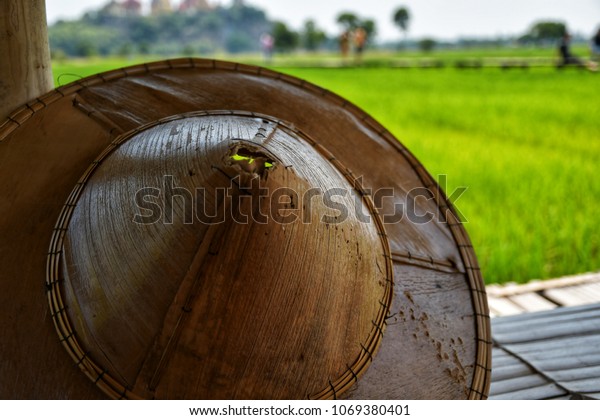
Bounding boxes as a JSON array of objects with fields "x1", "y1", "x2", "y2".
[
  {"x1": 392, "y1": 6, "x2": 410, "y2": 49},
  {"x1": 337, "y1": 12, "x2": 359, "y2": 31}
]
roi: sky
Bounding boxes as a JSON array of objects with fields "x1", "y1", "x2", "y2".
[{"x1": 46, "y1": 0, "x2": 600, "y2": 41}]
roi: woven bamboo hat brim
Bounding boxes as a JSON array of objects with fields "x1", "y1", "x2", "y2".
[{"x1": 0, "y1": 58, "x2": 491, "y2": 400}]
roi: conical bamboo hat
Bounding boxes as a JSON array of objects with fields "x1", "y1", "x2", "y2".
[{"x1": 0, "y1": 59, "x2": 491, "y2": 399}]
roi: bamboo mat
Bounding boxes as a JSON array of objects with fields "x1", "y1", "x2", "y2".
[
  {"x1": 489, "y1": 302, "x2": 600, "y2": 399},
  {"x1": 488, "y1": 273, "x2": 600, "y2": 399}
]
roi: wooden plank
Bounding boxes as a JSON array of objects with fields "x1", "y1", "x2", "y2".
[
  {"x1": 550, "y1": 365, "x2": 600, "y2": 382},
  {"x1": 492, "y1": 304, "x2": 600, "y2": 338},
  {"x1": 491, "y1": 348, "x2": 520, "y2": 368},
  {"x1": 491, "y1": 343, "x2": 600, "y2": 399},
  {"x1": 543, "y1": 287, "x2": 592, "y2": 306},
  {"x1": 505, "y1": 334, "x2": 600, "y2": 355},
  {"x1": 491, "y1": 303, "x2": 600, "y2": 400},
  {"x1": 576, "y1": 283, "x2": 600, "y2": 300},
  {"x1": 493, "y1": 317, "x2": 600, "y2": 344},
  {"x1": 493, "y1": 303, "x2": 600, "y2": 325},
  {"x1": 489, "y1": 383, "x2": 566, "y2": 400},
  {"x1": 558, "y1": 377, "x2": 600, "y2": 394},
  {"x1": 489, "y1": 373, "x2": 549, "y2": 396},
  {"x1": 492, "y1": 362, "x2": 536, "y2": 382},
  {"x1": 563, "y1": 285, "x2": 600, "y2": 303},
  {"x1": 535, "y1": 353, "x2": 600, "y2": 374},
  {"x1": 487, "y1": 296, "x2": 524, "y2": 317},
  {"x1": 508, "y1": 292, "x2": 557, "y2": 312},
  {"x1": 504, "y1": 346, "x2": 600, "y2": 374},
  {"x1": 494, "y1": 309, "x2": 600, "y2": 332},
  {"x1": 487, "y1": 273, "x2": 600, "y2": 297},
  {"x1": 494, "y1": 318, "x2": 600, "y2": 341}
]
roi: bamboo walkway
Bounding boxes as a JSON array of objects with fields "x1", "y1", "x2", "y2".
[
  {"x1": 488, "y1": 272, "x2": 600, "y2": 399},
  {"x1": 487, "y1": 272, "x2": 600, "y2": 317}
]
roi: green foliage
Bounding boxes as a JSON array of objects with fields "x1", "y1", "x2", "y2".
[
  {"x1": 393, "y1": 6, "x2": 410, "y2": 49},
  {"x1": 336, "y1": 12, "x2": 359, "y2": 30},
  {"x1": 49, "y1": 21, "x2": 121, "y2": 56},
  {"x1": 418, "y1": 38, "x2": 436, "y2": 52},
  {"x1": 117, "y1": 43, "x2": 134, "y2": 57},
  {"x1": 49, "y1": 4, "x2": 271, "y2": 57},
  {"x1": 138, "y1": 42, "x2": 151, "y2": 55},
  {"x1": 129, "y1": 17, "x2": 160, "y2": 45},
  {"x1": 393, "y1": 7, "x2": 410, "y2": 32},
  {"x1": 181, "y1": 44, "x2": 195, "y2": 56},
  {"x1": 520, "y1": 21, "x2": 567, "y2": 44},
  {"x1": 50, "y1": 48, "x2": 68, "y2": 62},
  {"x1": 302, "y1": 20, "x2": 326, "y2": 51},
  {"x1": 335, "y1": 12, "x2": 377, "y2": 43},
  {"x1": 226, "y1": 32, "x2": 256, "y2": 53},
  {"x1": 272, "y1": 21, "x2": 299, "y2": 53},
  {"x1": 199, "y1": 12, "x2": 223, "y2": 33},
  {"x1": 361, "y1": 19, "x2": 377, "y2": 43}
]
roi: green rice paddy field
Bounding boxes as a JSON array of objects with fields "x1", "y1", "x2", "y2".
[{"x1": 52, "y1": 58, "x2": 600, "y2": 284}]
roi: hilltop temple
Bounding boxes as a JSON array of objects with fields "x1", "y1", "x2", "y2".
[
  {"x1": 178, "y1": 0, "x2": 212, "y2": 13},
  {"x1": 102, "y1": 0, "x2": 215, "y2": 17},
  {"x1": 151, "y1": 0, "x2": 172, "y2": 15}
]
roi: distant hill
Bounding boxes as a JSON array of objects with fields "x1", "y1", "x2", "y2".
[{"x1": 49, "y1": 1, "x2": 272, "y2": 57}]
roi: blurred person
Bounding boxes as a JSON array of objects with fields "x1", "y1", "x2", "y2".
[
  {"x1": 260, "y1": 33, "x2": 274, "y2": 64},
  {"x1": 353, "y1": 27, "x2": 367, "y2": 64},
  {"x1": 339, "y1": 30, "x2": 350, "y2": 64},
  {"x1": 590, "y1": 28, "x2": 600, "y2": 63},
  {"x1": 557, "y1": 32, "x2": 585, "y2": 68}
]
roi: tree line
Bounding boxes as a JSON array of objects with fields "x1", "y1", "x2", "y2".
[
  {"x1": 51, "y1": 3, "x2": 273, "y2": 57},
  {"x1": 49, "y1": 2, "x2": 413, "y2": 58},
  {"x1": 49, "y1": 1, "x2": 584, "y2": 59},
  {"x1": 49, "y1": 2, "x2": 369, "y2": 57}
]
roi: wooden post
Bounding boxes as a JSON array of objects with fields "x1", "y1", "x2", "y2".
[{"x1": 0, "y1": 0, "x2": 53, "y2": 120}]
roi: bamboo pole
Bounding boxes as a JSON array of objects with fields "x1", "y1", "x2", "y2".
[{"x1": 0, "y1": 0, "x2": 53, "y2": 120}]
